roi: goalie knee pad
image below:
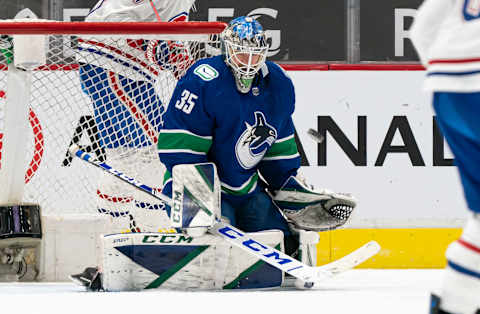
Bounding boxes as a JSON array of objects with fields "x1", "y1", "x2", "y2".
[
  {"x1": 101, "y1": 230, "x2": 284, "y2": 291},
  {"x1": 170, "y1": 163, "x2": 221, "y2": 235}
]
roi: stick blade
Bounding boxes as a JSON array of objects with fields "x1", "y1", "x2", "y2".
[
  {"x1": 68, "y1": 144, "x2": 80, "y2": 157},
  {"x1": 313, "y1": 240, "x2": 381, "y2": 284}
]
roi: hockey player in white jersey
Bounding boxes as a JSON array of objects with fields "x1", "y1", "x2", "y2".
[
  {"x1": 78, "y1": 0, "x2": 195, "y2": 233},
  {"x1": 411, "y1": 1, "x2": 480, "y2": 313}
]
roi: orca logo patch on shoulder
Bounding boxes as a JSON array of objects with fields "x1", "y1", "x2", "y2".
[{"x1": 194, "y1": 64, "x2": 219, "y2": 81}]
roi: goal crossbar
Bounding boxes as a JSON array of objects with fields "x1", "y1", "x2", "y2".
[{"x1": 0, "y1": 21, "x2": 227, "y2": 35}]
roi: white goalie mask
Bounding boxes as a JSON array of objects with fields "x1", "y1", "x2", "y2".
[{"x1": 222, "y1": 16, "x2": 268, "y2": 93}]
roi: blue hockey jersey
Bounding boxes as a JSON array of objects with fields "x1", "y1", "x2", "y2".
[{"x1": 158, "y1": 55, "x2": 300, "y2": 202}]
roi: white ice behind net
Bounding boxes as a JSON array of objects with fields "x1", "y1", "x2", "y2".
[{"x1": 0, "y1": 31, "x2": 221, "y2": 215}]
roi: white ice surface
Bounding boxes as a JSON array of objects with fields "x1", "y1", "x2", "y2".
[{"x1": 0, "y1": 269, "x2": 443, "y2": 314}]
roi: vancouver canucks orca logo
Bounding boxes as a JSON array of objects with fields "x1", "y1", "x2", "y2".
[{"x1": 235, "y1": 111, "x2": 277, "y2": 169}]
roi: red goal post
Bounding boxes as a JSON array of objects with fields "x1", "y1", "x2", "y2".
[{"x1": 0, "y1": 20, "x2": 226, "y2": 215}]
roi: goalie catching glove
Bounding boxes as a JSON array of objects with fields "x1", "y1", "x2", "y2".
[{"x1": 272, "y1": 174, "x2": 356, "y2": 231}]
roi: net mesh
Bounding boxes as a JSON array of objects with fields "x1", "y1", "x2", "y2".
[{"x1": 0, "y1": 24, "x2": 222, "y2": 216}]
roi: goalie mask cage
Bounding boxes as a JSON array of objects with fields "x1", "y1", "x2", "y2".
[{"x1": 0, "y1": 21, "x2": 226, "y2": 216}]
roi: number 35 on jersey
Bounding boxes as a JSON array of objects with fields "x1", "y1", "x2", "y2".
[{"x1": 175, "y1": 89, "x2": 198, "y2": 114}]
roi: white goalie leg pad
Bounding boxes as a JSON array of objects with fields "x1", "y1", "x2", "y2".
[
  {"x1": 222, "y1": 230, "x2": 285, "y2": 290},
  {"x1": 294, "y1": 230, "x2": 320, "y2": 289},
  {"x1": 298, "y1": 230, "x2": 320, "y2": 267},
  {"x1": 101, "y1": 232, "x2": 229, "y2": 291},
  {"x1": 171, "y1": 163, "x2": 221, "y2": 237},
  {"x1": 131, "y1": 146, "x2": 170, "y2": 232},
  {"x1": 101, "y1": 230, "x2": 284, "y2": 291},
  {"x1": 96, "y1": 148, "x2": 137, "y2": 233}
]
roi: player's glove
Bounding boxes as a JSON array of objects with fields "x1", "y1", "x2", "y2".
[
  {"x1": 272, "y1": 174, "x2": 357, "y2": 231},
  {"x1": 148, "y1": 40, "x2": 193, "y2": 79}
]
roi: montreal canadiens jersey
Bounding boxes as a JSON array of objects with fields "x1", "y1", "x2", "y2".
[
  {"x1": 158, "y1": 56, "x2": 301, "y2": 200},
  {"x1": 410, "y1": 0, "x2": 480, "y2": 92},
  {"x1": 85, "y1": 0, "x2": 194, "y2": 22},
  {"x1": 77, "y1": 0, "x2": 194, "y2": 81}
]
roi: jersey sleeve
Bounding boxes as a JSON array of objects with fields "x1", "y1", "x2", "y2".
[
  {"x1": 135, "y1": 0, "x2": 191, "y2": 22},
  {"x1": 157, "y1": 71, "x2": 214, "y2": 196},
  {"x1": 259, "y1": 117, "x2": 301, "y2": 190},
  {"x1": 86, "y1": 0, "x2": 153, "y2": 22},
  {"x1": 258, "y1": 74, "x2": 300, "y2": 190},
  {"x1": 410, "y1": 0, "x2": 453, "y2": 66},
  {"x1": 86, "y1": 0, "x2": 193, "y2": 22},
  {"x1": 154, "y1": 0, "x2": 194, "y2": 22}
]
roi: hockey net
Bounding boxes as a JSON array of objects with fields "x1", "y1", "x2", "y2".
[{"x1": 0, "y1": 21, "x2": 225, "y2": 219}]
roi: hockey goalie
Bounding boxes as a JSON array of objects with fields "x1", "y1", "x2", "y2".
[{"x1": 70, "y1": 16, "x2": 359, "y2": 291}]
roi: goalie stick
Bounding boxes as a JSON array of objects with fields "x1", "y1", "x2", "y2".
[{"x1": 68, "y1": 144, "x2": 380, "y2": 289}]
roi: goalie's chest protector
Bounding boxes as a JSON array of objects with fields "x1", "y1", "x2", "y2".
[{"x1": 198, "y1": 57, "x2": 294, "y2": 192}]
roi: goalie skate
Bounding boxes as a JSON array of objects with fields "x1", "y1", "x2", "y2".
[{"x1": 69, "y1": 267, "x2": 103, "y2": 291}]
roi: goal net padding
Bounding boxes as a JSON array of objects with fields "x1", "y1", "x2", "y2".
[{"x1": 0, "y1": 20, "x2": 226, "y2": 281}]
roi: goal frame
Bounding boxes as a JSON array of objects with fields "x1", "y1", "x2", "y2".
[
  {"x1": 0, "y1": 21, "x2": 227, "y2": 35},
  {"x1": 0, "y1": 20, "x2": 226, "y2": 204},
  {"x1": 0, "y1": 20, "x2": 226, "y2": 281}
]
